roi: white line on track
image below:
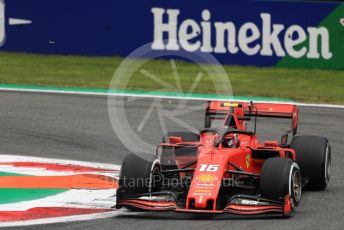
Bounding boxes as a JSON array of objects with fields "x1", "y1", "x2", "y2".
[
  {"x1": 0, "y1": 189, "x2": 117, "y2": 211},
  {"x1": 0, "y1": 154, "x2": 120, "y2": 171},
  {"x1": 0, "y1": 164, "x2": 119, "y2": 177},
  {"x1": 1, "y1": 87, "x2": 344, "y2": 109},
  {"x1": 0, "y1": 154, "x2": 120, "y2": 177},
  {"x1": 0, "y1": 210, "x2": 123, "y2": 227}
]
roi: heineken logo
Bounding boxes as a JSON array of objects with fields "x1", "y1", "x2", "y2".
[{"x1": 151, "y1": 8, "x2": 333, "y2": 60}]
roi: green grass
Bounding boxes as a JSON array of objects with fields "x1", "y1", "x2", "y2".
[{"x1": 0, "y1": 52, "x2": 343, "y2": 104}]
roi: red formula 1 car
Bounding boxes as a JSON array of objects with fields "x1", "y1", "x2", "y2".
[{"x1": 116, "y1": 101, "x2": 331, "y2": 216}]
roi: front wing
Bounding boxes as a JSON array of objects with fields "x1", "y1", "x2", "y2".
[{"x1": 116, "y1": 194, "x2": 293, "y2": 216}]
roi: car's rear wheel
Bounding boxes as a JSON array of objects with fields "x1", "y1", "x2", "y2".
[
  {"x1": 291, "y1": 136, "x2": 331, "y2": 190},
  {"x1": 260, "y1": 158, "x2": 301, "y2": 208},
  {"x1": 116, "y1": 153, "x2": 161, "y2": 210}
]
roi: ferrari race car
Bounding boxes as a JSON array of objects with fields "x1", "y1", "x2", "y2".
[{"x1": 116, "y1": 101, "x2": 331, "y2": 216}]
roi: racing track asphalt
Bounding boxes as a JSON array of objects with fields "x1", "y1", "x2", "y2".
[{"x1": 0, "y1": 91, "x2": 343, "y2": 230}]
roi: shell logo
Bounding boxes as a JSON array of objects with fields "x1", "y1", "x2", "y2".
[{"x1": 196, "y1": 174, "x2": 217, "y2": 184}]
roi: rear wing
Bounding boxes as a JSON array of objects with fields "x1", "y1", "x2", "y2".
[
  {"x1": 204, "y1": 101, "x2": 240, "y2": 128},
  {"x1": 205, "y1": 101, "x2": 298, "y2": 135},
  {"x1": 244, "y1": 102, "x2": 298, "y2": 135}
]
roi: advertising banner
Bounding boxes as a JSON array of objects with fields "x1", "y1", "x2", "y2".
[{"x1": 0, "y1": 0, "x2": 343, "y2": 69}]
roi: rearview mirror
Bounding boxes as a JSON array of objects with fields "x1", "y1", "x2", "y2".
[{"x1": 280, "y1": 133, "x2": 288, "y2": 146}]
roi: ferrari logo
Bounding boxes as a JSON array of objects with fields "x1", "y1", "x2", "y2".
[{"x1": 246, "y1": 154, "x2": 250, "y2": 168}]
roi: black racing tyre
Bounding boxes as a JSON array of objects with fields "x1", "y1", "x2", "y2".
[
  {"x1": 116, "y1": 153, "x2": 161, "y2": 200},
  {"x1": 260, "y1": 158, "x2": 302, "y2": 207},
  {"x1": 291, "y1": 136, "x2": 331, "y2": 190}
]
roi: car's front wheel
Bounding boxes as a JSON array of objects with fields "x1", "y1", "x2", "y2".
[
  {"x1": 260, "y1": 157, "x2": 302, "y2": 210},
  {"x1": 116, "y1": 153, "x2": 161, "y2": 210}
]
